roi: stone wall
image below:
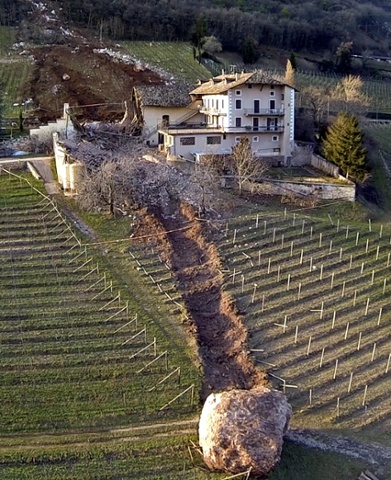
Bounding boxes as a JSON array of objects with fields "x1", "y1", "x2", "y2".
[{"x1": 257, "y1": 177, "x2": 356, "y2": 201}]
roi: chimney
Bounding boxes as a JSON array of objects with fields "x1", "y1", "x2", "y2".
[{"x1": 235, "y1": 72, "x2": 239, "y2": 81}]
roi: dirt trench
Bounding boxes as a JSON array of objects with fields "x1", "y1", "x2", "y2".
[{"x1": 140, "y1": 204, "x2": 267, "y2": 400}]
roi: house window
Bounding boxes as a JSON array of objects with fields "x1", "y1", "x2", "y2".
[
  {"x1": 206, "y1": 136, "x2": 221, "y2": 145},
  {"x1": 253, "y1": 136, "x2": 259, "y2": 142},
  {"x1": 281, "y1": 93, "x2": 285, "y2": 100},
  {"x1": 222, "y1": 99, "x2": 225, "y2": 109},
  {"x1": 272, "y1": 135, "x2": 279, "y2": 142},
  {"x1": 236, "y1": 90, "x2": 242, "y2": 95},
  {"x1": 235, "y1": 99, "x2": 242, "y2": 109},
  {"x1": 180, "y1": 137, "x2": 195, "y2": 146},
  {"x1": 270, "y1": 91, "x2": 275, "y2": 97},
  {"x1": 235, "y1": 137, "x2": 241, "y2": 143},
  {"x1": 212, "y1": 99, "x2": 214, "y2": 108},
  {"x1": 235, "y1": 117, "x2": 242, "y2": 127}
]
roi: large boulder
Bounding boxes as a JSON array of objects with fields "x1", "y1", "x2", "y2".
[{"x1": 199, "y1": 387, "x2": 292, "y2": 476}]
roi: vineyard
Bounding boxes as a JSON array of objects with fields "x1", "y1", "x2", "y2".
[
  {"x1": 0, "y1": 170, "x2": 224, "y2": 479},
  {"x1": 217, "y1": 209, "x2": 391, "y2": 447},
  {"x1": 0, "y1": 27, "x2": 34, "y2": 116},
  {"x1": 121, "y1": 41, "x2": 212, "y2": 83}
]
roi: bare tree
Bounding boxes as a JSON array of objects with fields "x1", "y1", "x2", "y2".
[
  {"x1": 301, "y1": 85, "x2": 330, "y2": 128},
  {"x1": 330, "y1": 75, "x2": 370, "y2": 115},
  {"x1": 231, "y1": 138, "x2": 268, "y2": 195}
]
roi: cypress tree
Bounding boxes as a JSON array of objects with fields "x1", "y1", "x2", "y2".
[{"x1": 322, "y1": 112, "x2": 367, "y2": 182}]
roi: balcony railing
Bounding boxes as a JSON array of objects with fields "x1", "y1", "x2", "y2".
[
  {"x1": 243, "y1": 108, "x2": 285, "y2": 116},
  {"x1": 159, "y1": 124, "x2": 284, "y2": 134},
  {"x1": 199, "y1": 106, "x2": 227, "y2": 116}
]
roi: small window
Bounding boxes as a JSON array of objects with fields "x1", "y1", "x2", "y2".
[
  {"x1": 235, "y1": 117, "x2": 242, "y2": 127},
  {"x1": 235, "y1": 137, "x2": 241, "y2": 143},
  {"x1": 212, "y1": 99, "x2": 214, "y2": 108},
  {"x1": 236, "y1": 90, "x2": 242, "y2": 95},
  {"x1": 235, "y1": 99, "x2": 242, "y2": 109},
  {"x1": 271, "y1": 85, "x2": 275, "y2": 89},
  {"x1": 206, "y1": 136, "x2": 221, "y2": 145},
  {"x1": 281, "y1": 93, "x2": 285, "y2": 100},
  {"x1": 272, "y1": 135, "x2": 279, "y2": 142},
  {"x1": 253, "y1": 136, "x2": 259, "y2": 142},
  {"x1": 222, "y1": 99, "x2": 225, "y2": 109},
  {"x1": 216, "y1": 99, "x2": 219, "y2": 109},
  {"x1": 180, "y1": 137, "x2": 195, "y2": 146},
  {"x1": 270, "y1": 91, "x2": 275, "y2": 97}
]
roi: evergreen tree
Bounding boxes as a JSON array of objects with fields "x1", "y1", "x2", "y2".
[{"x1": 322, "y1": 112, "x2": 367, "y2": 182}]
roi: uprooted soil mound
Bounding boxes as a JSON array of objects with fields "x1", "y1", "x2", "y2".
[
  {"x1": 135, "y1": 203, "x2": 268, "y2": 400},
  {"x1": 26, "y1": 45, "x2": 164, "y2": 123}
]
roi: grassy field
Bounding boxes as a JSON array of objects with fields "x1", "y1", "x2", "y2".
[
  {"x1": 217, "y1": 206, "x2": 391, "y2": 449},
  {"x1": 121, "y1": 41, "x2": 212, "y2": 83}
]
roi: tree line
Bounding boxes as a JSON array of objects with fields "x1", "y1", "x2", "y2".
[{"x1": 42, "y1": 0, "x2": 391, "y2": 58}]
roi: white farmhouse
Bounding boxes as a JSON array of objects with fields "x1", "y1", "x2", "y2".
[
  {"x1": 130, "y1": 83, "x2": 203, "y2": 147},
  {"x1": 158, "y1": 71, "x2": 295, "y2": 166}
]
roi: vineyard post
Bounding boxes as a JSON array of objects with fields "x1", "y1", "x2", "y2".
[
  {"x1": 309, "y1": 256, "x2": 313, "y2": 271},
  {"x1": 233, "y1": 229, "x2": 237, "y2": 244},
  {"x1": 357, "y1": 332, "x2": 362, "y2": 351},
  {"x1": 350, "y1": 255, "x2": 353, "y2": 269},
  {"x1": 376, "y1": 246, "x2": 380, "y2": 260},
  {"x1": 241, "y1": 274, "x2": 245, "y2": 293},
  {"x1": 348, "y1": 372, "x2": 353, "y2": 393},
  {"x1": 330, "y1": 272, "x2": 334, "y2": 289},
  {"x1": 386, "y1": 353, "x2": 391, "y2": 374},
  {"x1": 384, "y1": 278, "x2": 387, "y2": 294},
  {"x1": 329, "y1": 239, "x2": 333, "y2": 253},
  {"x1": 251, "y1": 283, "x2": 258, "y2": 303},
  {"x1": 361, "y1": 262, "x2": 365, "y2": 274},
  {"x1": 319, "y1": 347, "x2": 325, "y2": 367},
  {"x1": 336, "y1": 397, "x2": 340, "y2": 418},
  {"x1": 365, "y1": 238, "x2": 369, "y2": 254},
  {"x1": 258, "y1": 250, "x2": 261, "y2": 266},
  {"x1": 341, "y1": 281, "x2": 346, "y2": 297},
  {"x1": 277, "y1": 265, "x2": 281, "y2": 282},
  {"x1": 379, "y1": 225, "x2": 383, "y2": 238},
  {"x1": 294, "y1": 325, "x2": 298, "y2": 344},
  {"x1": 333, "y1": 359, "x2": 339, "y2": 380},
  {"x1": 368, "y1": 218, "x2": 372, "y2": 232},
  {"x1": 309, "y1": 389, "x2": 312, "y2": 405},
  {"x1": 331, "y1": 311, "x2": 336, "y2": 329},
  {"x1": 371, "y1": 270, "x2": 375, "y2": 285},
  {"x1": 356, "y1": 232, "x2": 360, "y2": 246},
  {"x1": 267, "y1": 258, "x2": 271, "y2": 274},
  {"x1": 346, "y1": 226, "x2": 349, "y2": 239},
  {"x1": 264, "y1": 220, "x2": 267, "y2": 234},
  {"x1": 319, "y1": 232, "x2": 322, "y2": 247},
  {"x1": 290, "y1": 241, "x2": 294, "y2": 257},
  {"x1": 378, "y1": 308, "x2": 383, "y2": 325},
  {"x1": 371, "y1": 343, "x2": 376, "y2": 362},
  {"x1": 339, "y1": 248, "x2": 343, "y2": 261},
  {"x1": 310, "y1": 226, "x2": 313, "y2": 240},
  {"x1": 293, "y1": 213, "x2": 296, "y2": 226},
  {"x1": 344, "y1": 322, "x2": 350, "y2": 340},
  {"x1": 286, "y1": 274, "x2": 291, "y2": 291},
  {"x1": 353, "y1": 290, "x2": 357, "y2": 306},
  {"x1": 281, "y1": 234, "x2": 284, "y2": 248},
  {"x1": 364, "y1": 297, "x2": 370, "y2": 315},
  {"x1": 362, "y1": 385, "x2": 368, "y2": 407},
  {"x1": 336, "y1": 219, "x2": 340, "y2": 232},
  {"x1": 255, "y1": 214, "x2": 259, "y2": 228},
  {"x1": 306, "y1": 336, "x2": 312, "y2": 356},
  {"x1": 299, "y1": 249, "x2": 303, "y2": 265},
  {"x1": 388, "y1": 253, "x2": 390, "y2": 267},
  {"x1": 319, "y1": 264, "x2": 323, "y2": 280},
  {"x1": 297, "y1": 282, "x2": 301, "y2": 300}
]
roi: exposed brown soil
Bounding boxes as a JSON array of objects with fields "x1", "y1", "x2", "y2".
[
  {"x1": 136, "y1": 204, "x2": 268, "y2": 401},
  {"x1": 26, "y1": 44, "x2": 164, "y2": 123}
]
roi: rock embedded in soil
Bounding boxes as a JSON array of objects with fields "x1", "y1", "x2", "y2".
[{"x1": 199, "y1": 387, "x2": 292, "y2": 476}]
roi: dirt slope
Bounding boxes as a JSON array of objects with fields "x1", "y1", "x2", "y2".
[{"x1": 137, "y1": 204, "x2": 268, "y2": 400}]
